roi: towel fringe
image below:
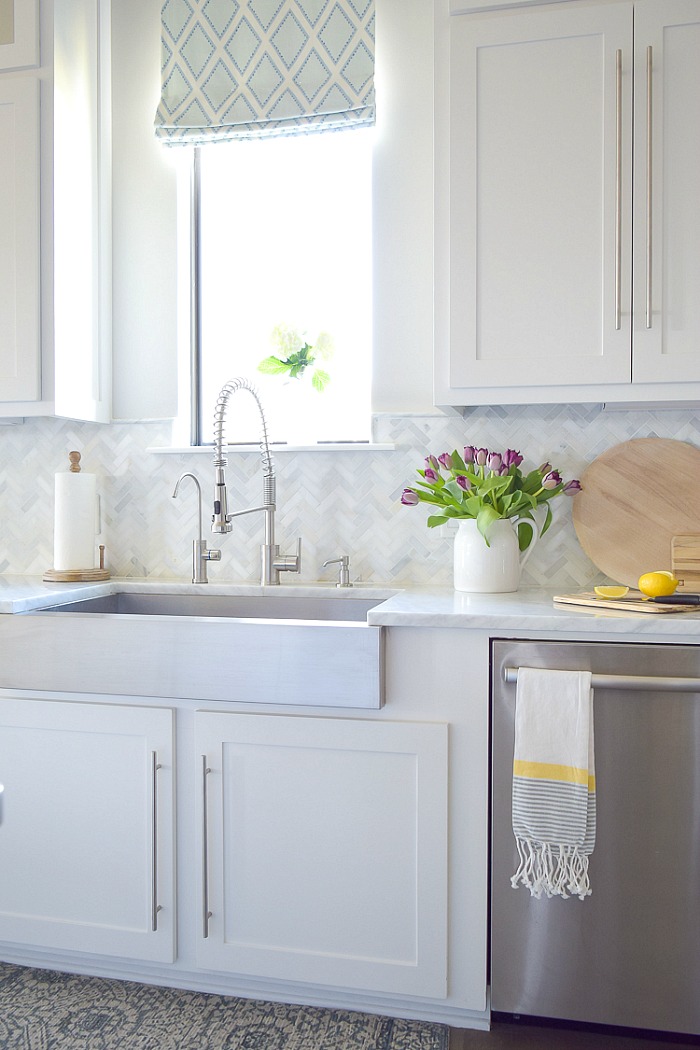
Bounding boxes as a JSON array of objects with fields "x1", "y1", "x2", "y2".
[{"x1": 511, "y1": 837, "x2": 591, "y2": 901}]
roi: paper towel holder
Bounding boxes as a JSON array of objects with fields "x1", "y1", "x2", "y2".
[{"x1": 44, "y1": 451, "x2": 110, "y2": 582}]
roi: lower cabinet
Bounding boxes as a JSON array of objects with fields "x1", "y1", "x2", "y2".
[
  {"x1": 0, "y1": 697, "x2": 175, "y2": 962},
  {"x1": 195, "y1": 711, "x2": 449, "y2": 998},
  {"x1": 0, "y1": 698, "x2": 455, "y2": 1005}
]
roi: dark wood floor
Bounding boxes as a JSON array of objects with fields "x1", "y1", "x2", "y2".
[{"x1": 448, "y1": 1019, "x2": 700, "y2": 1049}]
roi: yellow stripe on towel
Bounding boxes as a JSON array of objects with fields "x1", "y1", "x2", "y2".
[{"x1": 513, "y1": 759, "x2": 596, "y2": 792}]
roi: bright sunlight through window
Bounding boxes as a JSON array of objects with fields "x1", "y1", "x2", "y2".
[{"x1": 198, "y1": 129, "x2": 373, "y2": 445}]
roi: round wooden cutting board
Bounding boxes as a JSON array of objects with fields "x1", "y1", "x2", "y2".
[{"x1": 572, "y1": 437, "x2": 700, "y2": 587}]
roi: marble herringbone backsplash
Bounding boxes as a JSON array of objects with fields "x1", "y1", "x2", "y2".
[{"x1": 1, "y1": 403, "x2": 698, "y2": 589}]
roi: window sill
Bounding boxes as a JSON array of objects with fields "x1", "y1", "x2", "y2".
[{"x1": 148, "y1": 443, "x2": 396, "y2": 454}]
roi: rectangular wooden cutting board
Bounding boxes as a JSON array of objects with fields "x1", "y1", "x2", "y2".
[
  {"x1": 553, "y1": 592, "x2": 698, "y2": 614},
  {"x1": 671, "y1": 535, "x2": 700, "y2": 588}
]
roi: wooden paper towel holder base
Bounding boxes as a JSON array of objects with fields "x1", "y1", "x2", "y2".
[
  {"x1": 43, "y1": 545, "x2": 110, "y2": 583},
  {"x1": 43, "y1": 568, "x2": 110, "y2": 582}
]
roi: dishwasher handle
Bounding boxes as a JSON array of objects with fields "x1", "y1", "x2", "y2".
[{"x1": 503, "y1": 667, "x2": 700, "y2": 693}]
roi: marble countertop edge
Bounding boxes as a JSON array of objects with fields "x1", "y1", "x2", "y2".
[{"x1": 1, "y1": 576, "x2": 700, "y2": 637}]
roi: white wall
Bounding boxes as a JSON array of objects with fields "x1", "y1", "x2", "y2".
[{"x1": 109, "y1": 0, "x2": 436, "y2": 421}]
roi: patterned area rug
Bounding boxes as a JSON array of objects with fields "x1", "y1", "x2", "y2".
[{"x1": 0, "y1": 963, "x2": 449, "y2": 1050}]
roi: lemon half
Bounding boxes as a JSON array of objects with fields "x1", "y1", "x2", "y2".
[
  {"x1": 594, "y1": 585, "x2": 630, "y2": 599},
  {"x1": 637, "y1": 571, "x2": 679, "y2": 597}
]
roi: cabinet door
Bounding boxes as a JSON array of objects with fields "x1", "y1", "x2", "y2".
[
  {"x1": 196, "y1": 712, "x2": 448, "y2": 998},
  {"x1": 0, "y1": 78, "x2": 40, "y2": 401},
  {"x1": 0, "y1": 698, "x2": 175, "y2": 962},
  {"x1": 632, "y1": 0, "x2": 700, "y2": 382},
  {"x1": 437, "y1": 2, "x2": 633, "y2": 400}
]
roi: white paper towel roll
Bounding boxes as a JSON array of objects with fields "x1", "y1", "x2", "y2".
[{"x1": 53, "y1": 470, "x2": 97, "y2": 571}]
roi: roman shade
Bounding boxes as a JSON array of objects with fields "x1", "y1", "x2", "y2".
[{"x1": 154, "y1": 0, "x2": 375, "y2": 145}]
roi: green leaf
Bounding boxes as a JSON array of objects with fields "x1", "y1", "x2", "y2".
[
  {"x1": 516, "y1": 518, "x2": 535, "y2": 552},
  {"x1": 520, "y1": 470, "x2": 544, "y2": 494},
  {"x1": 476, "y1": 505, "x2": 500, "y2": 546},
  {"x1": 427, "y1": 514, "x2": 449, "y2": 528},
  {"x1": 311, "y1": 369, "x2": 330, "y2": 392},
  {"x1": 258, "y1": 356, "x2": 290, "y2": 375},
  {"x1": 450, "y1": 448, "x2": 467, "y2": 472},
  {"x1": 540, "y1": 504, "x2": 553, "y2": 536},
  {"x1": 441, "y1": 507, "x2": 473, "y2": 519}
]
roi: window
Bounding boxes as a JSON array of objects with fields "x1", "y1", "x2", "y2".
[{"x1": 195, "y1": 128, "x2": 373, "y2": 446}]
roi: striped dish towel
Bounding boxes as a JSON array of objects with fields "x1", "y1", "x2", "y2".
[{"x1": 511, "y1": 667, "x2": 596, "y2": 900}]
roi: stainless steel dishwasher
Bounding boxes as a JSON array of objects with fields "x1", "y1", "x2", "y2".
[{"x1": 491, "y1": 638, "x2": 700, "y2": 1036}]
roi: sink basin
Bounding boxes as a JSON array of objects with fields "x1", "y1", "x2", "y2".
[
  {"x1": 3, "y1": 589, "x2": 386, "y2": 709},
  {"x1": 38, "y1": 591, "x2": 380, "y2": 622}
]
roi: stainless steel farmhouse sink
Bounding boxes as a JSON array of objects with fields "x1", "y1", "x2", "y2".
[
  {"x1": 37, "y1": 591, "x2": 380, "y2": 622},
  {"x1": 0, "y1": 590, "x2": 388, "y2": 708}
]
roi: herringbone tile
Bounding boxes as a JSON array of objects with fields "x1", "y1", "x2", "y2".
[{"x1": 0, "y1": 404, "x2": 697, "y2": 588}]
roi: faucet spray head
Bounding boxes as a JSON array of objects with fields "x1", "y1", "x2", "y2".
[{"x1": 212, "y1": 464, "x2": 232, "y2": 533}]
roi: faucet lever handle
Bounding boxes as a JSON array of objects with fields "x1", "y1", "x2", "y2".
[{"x1": 274, "y1": 536, "x2": 302, "y2": 575}]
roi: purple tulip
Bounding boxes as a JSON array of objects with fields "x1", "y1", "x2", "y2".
[
  {"x1": 425, "y1": 455, "x2": 439, "y2": 471},
  {"x1": 401, "y1": 488, "x2": 419, "y2": 505},
  {"x1": 438, "y1": 452, "x2": 453, "y2": 470},
  {"x1": 424, "y1": 468, "x2": 440, "y2": 482},
  {"x1": 475, "y1": 447, "x2": 488, "y2": 466},
  {"x1": 542, "y1": 470, "x2": 562, "y2": 490},
  {"x1": 455, "y1": 475, "x2": 472, "y2": 491},
  {"x1": 563, "y1": 479, "x2": 582, "y2": 495},
  {"x1": 503, "y1": 449, "x2": 523, "y2": 468},
  {"x1": 487, "y1": 452, "x2": 502, "y2": 473},
  {"x1": 463, "y1": 446, "x2": 476, "y2": 464},
  {"x1": 538, "y1": 462, "x2": 552, "y2": 475},
  {"x1": 498, "y1": 465, "x2": 509, "y2": 476}
]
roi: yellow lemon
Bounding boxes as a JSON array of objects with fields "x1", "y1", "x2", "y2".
[
  {"x1": 594, "y1": 585, "x2": 630, "y2": 599},
  {"x1": 637, "y1": 571, "x2": 679, "y2": 597}
]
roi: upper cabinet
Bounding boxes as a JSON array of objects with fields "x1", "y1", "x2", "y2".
[
  {"x1": 0, "y1": 0, "x2": 111, "y2": 421},
  {"x1": 434, "y1": 0, "x2": 700, "y2": 407},
  {"x1": 0, "y1": 78, "x2": 40, "y2": 401}
]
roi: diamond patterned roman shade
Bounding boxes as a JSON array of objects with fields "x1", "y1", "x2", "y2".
[{"x1": 154, "y1": 0, "x2": 375, "y2": 145}]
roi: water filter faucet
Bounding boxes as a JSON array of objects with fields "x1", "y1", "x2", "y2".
[{"x1": 172, "y1": 473, "x2": 221, "y2": 584}]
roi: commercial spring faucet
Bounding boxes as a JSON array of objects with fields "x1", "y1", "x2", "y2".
[{"x1": 212, "y1": 377, "x2": 301, "y2": 586}]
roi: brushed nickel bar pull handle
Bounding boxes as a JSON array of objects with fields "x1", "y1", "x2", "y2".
[
  {"x1": 615, "y1": 48, "x2": 623, "y2": 331},
  {"x1": 151, "y1": 751, "x2": 163, "y2": 933},
  {"x1": 201, "y1": 755, "x2": 213, "y2": 939},
  {"x1": 504, "y1": 668, "x2": 700, "y2": 692},
  {"x1": 646, "y1": 45, "x2": 653, "y2": 329}
]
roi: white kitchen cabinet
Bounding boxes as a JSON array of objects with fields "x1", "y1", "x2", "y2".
[
  {"x1": 195, "y1": 711, "x2": 449, "y2": 999},
  {"x1": 0, "y1": 697, "x2": 174, "y2": 961},
  {"x1": 0, "y1": 78, "x2": 40, "y2": 401},
  {"x1": 434, "y1": 0, "x2": 700, "y2": 406},
  {"x1": 0, "y1": 0, "x2": 111, "y2": 420}
]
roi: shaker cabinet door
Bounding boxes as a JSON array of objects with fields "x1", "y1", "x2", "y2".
[
  {"x1": 632, "y1": 0, "x2": 700, "y2": 383},
  {"x1": 0, "y1": 78, "x2": 40, "y2": 402},
  {"x1": 196, "y1": 712, "x2": 448, "y2": 998},
  {"x1": 439, "y1": 2, "x2": 633, "y2": 399},
  {"x1": 0, "y1": 698, "x2": 175, "y2": 962}
]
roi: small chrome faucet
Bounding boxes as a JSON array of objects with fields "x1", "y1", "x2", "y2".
[
  {"x1": 211, "y1": 377, "x2": 302, "y2": 586},
  {"x1": 323, "y1": 555, "x2": 352, "y2": 587},
  {"x1": 172, "y1": 472, "x2": 222, "y2": 584}
]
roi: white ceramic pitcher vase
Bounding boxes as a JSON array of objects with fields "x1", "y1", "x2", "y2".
[{"x1": 453, "y1": 516, "x2": 540, "y2": 593}]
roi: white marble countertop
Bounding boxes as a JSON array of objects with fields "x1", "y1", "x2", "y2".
[
  {"x1": 365, "y1": 586, "x2": 700, "y2": 637},
  {"x1": 2, "y1": 575, "x2": 700, "y2": 639}
]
